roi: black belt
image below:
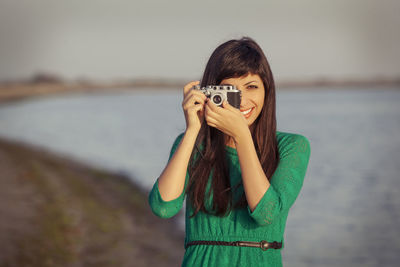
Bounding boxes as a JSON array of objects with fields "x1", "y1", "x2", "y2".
[{"x1": 185, "y1": 240, "x2": 282, "y2": 251}]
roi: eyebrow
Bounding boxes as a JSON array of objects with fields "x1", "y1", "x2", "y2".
[
  {"x1": 221, "y1": 81, "x2": 258, "y2": 86},
  {"x1": 244, "y1": 81, "x2": 258, "y2": 85}
]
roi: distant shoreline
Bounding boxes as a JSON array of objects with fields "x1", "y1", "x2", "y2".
[{"x1": 1, "y1": 76, "x2": 399, "y2": 103}]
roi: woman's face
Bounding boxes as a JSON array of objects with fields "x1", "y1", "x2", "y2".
[{"x1": 220, "y1": 73, "x2": 265, "y2": 126}]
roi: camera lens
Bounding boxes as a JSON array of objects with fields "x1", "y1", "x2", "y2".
[{"x1": 212, "y1": 95, "x2": 222, "y2": 105}]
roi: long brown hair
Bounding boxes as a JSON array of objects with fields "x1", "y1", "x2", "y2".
[{"x1": 187, "y1": 37, "x2": 279, "y2": 218}]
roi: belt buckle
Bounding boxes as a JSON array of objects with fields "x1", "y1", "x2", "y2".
[{"x1": 260, "y1": 240, "x2": 269, "y2": 251}]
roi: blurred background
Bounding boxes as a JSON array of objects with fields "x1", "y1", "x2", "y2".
[{"x1": 0, "y1": 0, "x2": 399, "y2": 266}]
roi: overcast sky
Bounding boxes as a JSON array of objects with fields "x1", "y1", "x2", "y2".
[{"x1": 0, "y1": 0, "x2": 399, "y2": 82}]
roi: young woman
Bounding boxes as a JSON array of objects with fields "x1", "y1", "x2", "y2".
[{"x1": 148, "y1": 37, "x2": 311, "y2": 266}]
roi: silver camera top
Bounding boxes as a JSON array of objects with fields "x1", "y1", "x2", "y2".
[
  {"x1": 193, "y1": 84, "x2": 238, "y2": 92},
  {"x1": 192, "y1": 85, "x2": 240, "y2": 97}
]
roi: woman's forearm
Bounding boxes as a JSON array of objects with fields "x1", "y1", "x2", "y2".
[
  {"x1": 157, "y1": 128, "x2": 199, "y2": 201},
  {"x1": 234, "y1": 129, "x2": 271, "y2": 212}
]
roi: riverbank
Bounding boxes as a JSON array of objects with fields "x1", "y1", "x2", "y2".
[
  {"x1": 1, "y1": 76, "x2": 399, "y2": 103},
  {"x1": 0, "y1": 137, "x2": 184, "y2": 267}
]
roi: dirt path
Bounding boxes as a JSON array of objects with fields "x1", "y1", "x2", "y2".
[{"x1": 0, "y1": 137, "x2": 185, "y2": 267}]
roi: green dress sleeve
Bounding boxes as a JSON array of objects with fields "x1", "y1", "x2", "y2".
[
  {"x1": 148, "y1": 133, "x2": 189, "y2": 219},
  {"x1": 247, "y1": 134, "x2": 311, "y2": 226}
]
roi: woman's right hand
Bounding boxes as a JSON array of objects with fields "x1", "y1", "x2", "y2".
[{"x1": 182, "y1": 80, "x2": 207, "y2": 132}]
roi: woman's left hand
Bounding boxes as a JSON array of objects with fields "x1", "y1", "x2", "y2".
[{"x1": 204, "y1": 99, "x2": 249, "y2": 141}]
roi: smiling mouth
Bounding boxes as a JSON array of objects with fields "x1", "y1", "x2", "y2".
[{"x1": 240, "y1": 107, "x2": 254, "y2": 117}]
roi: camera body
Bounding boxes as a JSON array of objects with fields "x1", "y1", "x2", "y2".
[{"x1": 193, "y1": 85, "x2": 241, "y2": 109}]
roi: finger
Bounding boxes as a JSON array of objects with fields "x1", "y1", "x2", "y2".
[
  {"x1": 207, "y1": 122, "x2": 217, "y2": 128},
  {"x1": 183, "y1": 80, "x2": 200, "y2": 96},
  {"x1": 206, "y1": 99, "x2": 220, "y2": 112},
  {"x1": 205, "y1": 110, "x2": 224, "y2": 129},
  {"x1": 186, "y1": 93, "x2": 206, "y2": 106},
  {"x1": 205, "y1": 115, "x2": 218, "y2": 125},
  {"x1": 222, "y1": 100, "x2": 236, "y2": 111},
  {"x1": 188, "y1": 103, "x2": 204, "y2": 116},
  {"x1": 183, "y1": 94, "x2": 206, "y2": 110},
  {"x1": 186, "y1": 89, "x2": 207, "y2": 102},
  {"x1": 204, "y1": 102, "x2": 218, "y2": 119},
  {"x1": 207, "y1": 101, "x2": 229, "y2": 119},
  {"x1": 205, "y1": 116, "x2": 217, "y2": 127}
]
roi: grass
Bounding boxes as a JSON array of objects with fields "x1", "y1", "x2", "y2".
[{"x1": 0, "y1": 138, "x2": 184, "y2": 267}]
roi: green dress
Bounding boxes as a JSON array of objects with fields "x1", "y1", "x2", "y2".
[{"x1": 148, "y1": 131, "x2": 311, "y2": 267}]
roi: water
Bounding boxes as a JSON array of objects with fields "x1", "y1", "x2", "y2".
[{"x1": 0, "y1": 88, "x2": 399, "y2": 267}]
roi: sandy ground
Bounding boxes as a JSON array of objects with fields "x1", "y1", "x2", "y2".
[{"x1": 0, "y1": 137, "x2": 185, "y2": 267}]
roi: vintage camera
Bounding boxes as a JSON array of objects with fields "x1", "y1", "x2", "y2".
[{"x1": 193, "y1": 85, "x2": 241, "y2": 109}]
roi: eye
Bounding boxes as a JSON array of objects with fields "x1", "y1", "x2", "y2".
[{"x1": 247, "y1": 85, "x2": 258, "y2": 89}]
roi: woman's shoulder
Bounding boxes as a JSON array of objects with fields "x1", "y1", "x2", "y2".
[
  {"x1": 173, "y1": 132, "x2": 185, "y2": 143},
  {"x1": 170, "y1": 132, "x2": 185, "y2": 151},
  {"x1": 165, "y1": 132, "x2": 186, "y2": 160},
  {"x1": 276, "y1": 130, "x2": 311, "y2": 154},
  {"x1": 276, "y1": 130, "x2": 309, "y2": 141}
]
